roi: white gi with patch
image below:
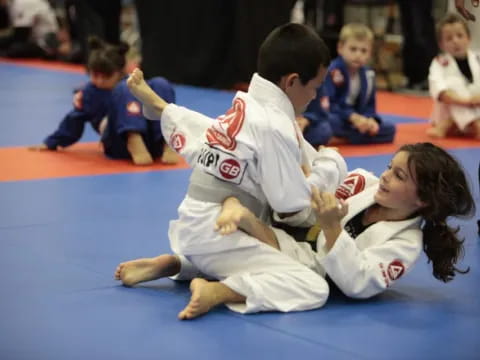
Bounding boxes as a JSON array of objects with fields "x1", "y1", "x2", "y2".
[
  {"x1": 429, "y1": 50, "x2": 480, "y2": 131},
  {"x1": 156, "y1": 73, "x2": 347, "y2": 313},
  {"x1": 274, "y1": 170, "x2": 423, "y2": 299}
]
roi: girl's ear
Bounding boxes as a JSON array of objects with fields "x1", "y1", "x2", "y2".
[{"x1": 415, "y1": 199, "x2": 427, "y2": 209}]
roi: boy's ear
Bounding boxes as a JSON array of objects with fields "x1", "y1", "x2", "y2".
[
  {"x1": 279, "y1": 73, "x2": 300, "y2": 91},
  {"x1": 337, "y1": 42, "x2": 343, "y2": 55}
]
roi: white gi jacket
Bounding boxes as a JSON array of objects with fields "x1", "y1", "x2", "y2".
[
  {"x1": 428, "y1": 50, "x2": 480, "y2": 130},
  {"x1": 275, "y1": 170, "x2": 424, "y2": 299},
  {"x1": 161, "y1": 73, "x2": 347, "y2": 255},
  {"x1": 143, "y1": 74, "x2": 347, "y2": 314}
]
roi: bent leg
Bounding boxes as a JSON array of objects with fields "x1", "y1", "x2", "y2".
[{"x1": 188, "y1": 241, "x2": 329, "y2": 314}]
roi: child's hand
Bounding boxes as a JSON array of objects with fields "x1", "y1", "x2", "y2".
[
  {"x1": 311, "y1": 186, "x2": 348, "y2": 229},
  {"x1": 367, "y1": 118, "x2": 380, "y2": 136},
  {"x1": 28, "y1": 144, "x2": 49, "y2": 151},
  {"x1": 296, "y1": 116, "x2": 310, "y2": 132},
  {"x1": 350, "y1": 114, "x2": 370, "y2": 134}
]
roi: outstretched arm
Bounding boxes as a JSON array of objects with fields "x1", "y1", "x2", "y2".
[{"x1": 127, "y1": 68, "x2": 169, "y2": 119}]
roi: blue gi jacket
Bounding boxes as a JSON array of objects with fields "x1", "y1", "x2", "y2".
[
  {"x1": 44, "y1": 82, "x2": 111, "y2": 149},
  {"x1": 323, "y1": 56, "x2": 378, "y2": 122}
]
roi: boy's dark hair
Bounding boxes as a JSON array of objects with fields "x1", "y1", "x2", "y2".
[
  {"x1": 257, "y1": 23, "x2": 330, "y2": 85},
  {"x1": 86, "y1": 36, "x2": 129, "y2": 75},
  {"x1": 436, "y1": 13, "x2": 470, "y2": 42},
  {"x1": 399, "y1": 143, "x2": 475, "y2": 282}
]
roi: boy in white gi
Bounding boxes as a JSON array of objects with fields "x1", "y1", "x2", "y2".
[
  {"x1": 428, "y1": 13, "x2": 480, "y2": 139},
  {"x1": 115, "y1": 23, "x2": 348, "y2": 319}
]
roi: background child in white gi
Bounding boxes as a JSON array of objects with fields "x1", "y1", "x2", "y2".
[
  {"x1": 216, "y1": 142, "x2": 475, "y2": 301},
  {"x1": 428, "y1": 13, "x2": 480, "y2": 139},
  {"x1": 115, "y1": 23, "x2": 348, "y2": 319}
]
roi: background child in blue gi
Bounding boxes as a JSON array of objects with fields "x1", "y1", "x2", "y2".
[
  {"x1": 29, "y1": 37, "x2": 179, "y2": 165},
  {"x1": 323, "y1": 23, "x2": 396, "y2": 145},
  {"x1": 296, "y1": 84, "x2": 333, "y2": 148}
]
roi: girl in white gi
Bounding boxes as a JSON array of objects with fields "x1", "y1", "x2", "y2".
[
  {"x1": 212, "y1": 142, "x2": 475, "y2": 304},
  {"x1": 115, "y1": 24, "x2": 348, "y2": 319},
  {"x1": 428, "y1": 13, "x2": 480, "y2": 139}
]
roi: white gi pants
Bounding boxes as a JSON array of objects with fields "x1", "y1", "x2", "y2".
[
  {"x1": 170, "y1": 198, "x2": 329, "y2": 314},
  {"x1": 432, "y1": 77, "x2": 480, "y2": 131}
]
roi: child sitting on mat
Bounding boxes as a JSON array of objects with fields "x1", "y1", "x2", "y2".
[
  {"x1": 427, "y1": 13, "x2": 480, "y2": 139},
  {"x1": 29, "y1": 36, "x2": 180, "y2": 165}
]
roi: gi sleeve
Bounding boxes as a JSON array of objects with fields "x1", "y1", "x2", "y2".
[
  {"x1": 428, "y1": 57, "x2": 449, "y2": 100},
  {"x1": 317, "y1": 227, "x2": 423, "y2": 299},
  {"x1": 324, "y1": 67, "x2": 354, "y2": 122},
  {"x1": 161, "y1": 104, "x2": 213, "y2": 166},
  {"x1": 43, "y1": 110, "x2": 89, "y2": 149},
  {"x1": 257, "y1": 127, "x2": 312, "y2": 213},
  {"x1": 43, "y1": 84, "x2": 108, "y2": 149},
  {"x1": 304, "y1": 143, "x2": 348, "y2": 193},
  {"x1": 302, "y1": 85, "x2": 329, "y2": 125}
]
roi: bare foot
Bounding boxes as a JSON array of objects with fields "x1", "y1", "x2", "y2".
[
  {"x1": 132, "y1": 152, "x2": 154, "y2": 166},
  {"x1": 178, "y1": 278, "x2": 217, "y2": 320},
  {"x1": 426, "y1": 126, "x2": 447, "y2": 138},
  {"x1": 215, "y1": 197, "x2": 251, "y2": 235},
  {"x1": 161, "y1": 145, "x2": 181, "y2": 164},
  {"x1": 28, "y1": 144, "x2": 49, "y2": 151},
  {"x1": 127, "y1": 132, "x2": 154, "y2": 165},
  {"x1": 327, "y1": 136, "x2": 348, "y2": 146},
  {"x1": 178, "y1": 278, "x2": 246, "y2": 320},
  {"x1": 114, "y1": 254, "x2": 180, "y2": 287},
  {"x1": 127, "y1": 68, "x2": 168, "y2": 113}
]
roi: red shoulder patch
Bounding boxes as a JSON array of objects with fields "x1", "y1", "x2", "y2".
[
  {"x1": 127, "y1": 101, "x2": 141, "y2": 116},
  {"x1": 169, "y1": 132, "x2": 186, "y2": 152},
  {"x1": 335, "y1": 172, "x2": 366, "y2": 200},
  {"x1": 320, "y1": 96, "x2": 330, "y2": 110},
  {"x1": 436, "y1": 55, "x2": 449, "y2": 67},
  {"x1": 330, "y1": 68, "x2": 344, "y2": 86},
  {"x1": 206, "y1": 97, "x2": 245, "y2": 151}
]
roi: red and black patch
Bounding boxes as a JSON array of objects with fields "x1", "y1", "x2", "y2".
[
  {"x1": 206, "y1": 97, "x2": 245, "y2": 151},
  {"x1": 330, "y1": 68, "x2": 344, "y2": 86},
  {"x1": 436, "y1": 55, "x2": 449, "y2": 67},
  {"x1": 320, "y1": 96, "x2": 330, "y2": 110},
  {"x1": 169, "y1": 132, "x2": 186, "y2": 152},
  {"x1": 335, "y1": 173, "x2": 366, "y2": 200},
  {"x1": 127, "y1": 101, "x2": 141, "y2": 116}
]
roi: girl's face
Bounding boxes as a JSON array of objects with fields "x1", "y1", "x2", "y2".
[
  {"x1": 374, "y1": 151, "x2": 425, "y2": 218},
  {"x1": 90, "y1": 71, "x2": 123, "y2": 90},
  {"x1": 440, "y1": 22, "x2": 470, "y2": 58}
]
